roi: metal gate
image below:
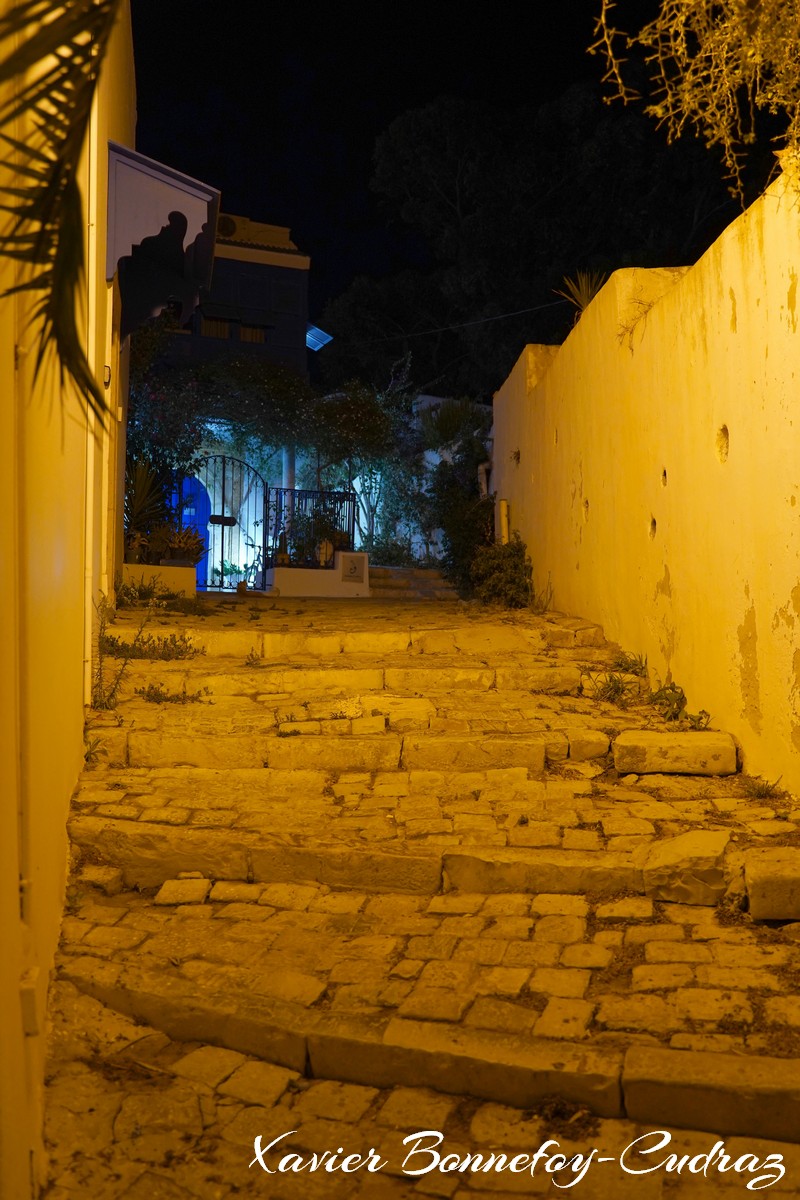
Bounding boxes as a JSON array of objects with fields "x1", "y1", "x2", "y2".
[{"x1": 176, "y1": 455, "x2": 267, "y2": 590}]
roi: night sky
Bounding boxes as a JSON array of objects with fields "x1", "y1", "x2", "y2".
[{"x1": 129, "y1": 1, "x2": 656, "y2": 319}]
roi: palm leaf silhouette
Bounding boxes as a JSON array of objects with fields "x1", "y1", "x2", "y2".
[
  {"x1": 553, "y1": 270, "x2": 608, "y2": 323},
  {"x1": 0, "y1": 0, "x2": 123, "y2": 418}
]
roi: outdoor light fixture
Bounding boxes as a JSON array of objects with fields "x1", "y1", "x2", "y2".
[{"x1": 306, "y1": 323, "x2": 333, "y2": 351}]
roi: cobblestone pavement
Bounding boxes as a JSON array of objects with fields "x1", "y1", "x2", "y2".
[
  {"x1": 43, "y1": 983, "x2": 800, "y2": 1198},
  {"x1": 43, "y1": 594, "x2": 800, "y2": 1195}
]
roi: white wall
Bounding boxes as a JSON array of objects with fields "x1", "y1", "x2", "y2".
[
  {"x1": 493, "y1": 161, "x2": 800, "y2": 790},
  {"x1": 0, "y1": 5, "x2": 136, "y2": 1194}
]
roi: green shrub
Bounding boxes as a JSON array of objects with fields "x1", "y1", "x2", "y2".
[
  {"x1": 428, "y1": 458, "x2": 494, "y2": 595},
  {"x1": 367, "y1": 535, "x2": 416, "y2": 567},
  {"x1": 470, "y1": 534, "x2": 532, "y2": 608},
  {"x1": 99, "y1": 631, "x2": 204, "y2": 661}
]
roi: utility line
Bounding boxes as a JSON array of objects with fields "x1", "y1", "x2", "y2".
[{"x1": 366, "y1": 299, "x2": 571, "y2": 344}]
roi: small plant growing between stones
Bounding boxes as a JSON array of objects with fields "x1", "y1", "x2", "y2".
[
  {"x1": 92, "y1": 596, "x2": 153, "y2": 710},
  {"x1": 741, "y1": 775, "x2": 783, "y2": 799},
  {"x1": 534, "y1": 1095, "x2": 600, "y2": 1141},
  {"x1": 115, "y1": 575, "x2": 210, "y2": 617},
  {"x1": 649, "y1": 680, "x2": 710, "y2": 728},
  {"x1": 610, "y1": 650, "x2": 648, "y2": 678},
  {"x1": 244, "y1": 648, "x2": 264, "y2": 668},
  {"x1": 133, "y1": 683, "x2": 210, "y2": 704},
  {"x1": 165, "y1": 596, "x2": 210, "y2": 617},
  {"x1": 530, "y1": 574, "x2": 554, "y2": 615},
  {"x1": 83, "y1": 735, "x2": 107, "y2": 767},
  {"x1": 100, "y1": 629, "x2": 204, "y2": 661},
  {"x1": 585, "y1": 671, "x2": 637, "y2": 708},
  {"x1": 115, "y1": 575, "x2": 166, "y2": 607}
]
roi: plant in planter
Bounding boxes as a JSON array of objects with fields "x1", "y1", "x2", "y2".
[
  {"x1": 124, "y1": 460, "x2": 171, "y2": 538},
  {"x1": 124, "y1": 531, "x2": 149, "y2": 564},
  {"x1": 164, "y1": 525, "x2": 207, "y2": 567}
]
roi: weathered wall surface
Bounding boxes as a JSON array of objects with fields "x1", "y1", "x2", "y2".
[
  {"x1": 493, "y1": 164, "x2": 800, "y2": 792},
  {"x1": 0, "y1": 6, "x2": 135, "y2": 1195}
]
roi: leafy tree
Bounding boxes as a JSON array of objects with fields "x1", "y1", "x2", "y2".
[
  {"x1": 128, "y1": 325, "x2": 317, "y2": 478},
  {"x1": 300, "y1": 361, "x2": 423, "y2": 547},
  {"x1": 322, "y1": 87, "x2": 736, "y2": 399},
  {"x1": 593, "y1": 0, "x2": 800, "y2": 197},
  {"x1": 198, "y1": 354, "x2": 315, "y2": 453},
  {"x1": 127, "y1": 314, "x2": 207, "y2": 475},
  {"x1": 319, "y1": 270, "x2": 461, "y2": 393}
]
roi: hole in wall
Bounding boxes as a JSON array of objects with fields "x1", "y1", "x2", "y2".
[
  {"x1": 661, "y1": 469, "x2": 668, "y2": 487},
  {"x1": 649, "y1": 517, "x2": 657, "y2": 540},
  {"x1": 716, "y1": 425, "x2": 730, "y2": 463}
]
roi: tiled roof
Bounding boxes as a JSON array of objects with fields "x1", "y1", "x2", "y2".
[{"x1": 216, "y1": 213, "x2": 302, "y2": 254}]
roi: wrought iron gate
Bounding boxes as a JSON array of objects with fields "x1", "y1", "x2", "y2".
[
  {"x1": 176, "y1": 455, "x2": 267, "y2": 590},
  {"x1": 175, "y1": 455, "x2": 358, "y2": 590}
]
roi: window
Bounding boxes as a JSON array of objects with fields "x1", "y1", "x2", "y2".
[
  {"x1": 200, "y1": 316, "x2": 230, "y2": 339},
  {"x1": 240, "y1": 325, "x2": 266, "y2": 344}
]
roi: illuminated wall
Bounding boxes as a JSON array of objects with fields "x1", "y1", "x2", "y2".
[
  {"x1": 493, "y1": 159, "x2": 800, "y2": 792},
  {"x1": 0, "y1": 6, "x2": 135, "y2": 1195}
]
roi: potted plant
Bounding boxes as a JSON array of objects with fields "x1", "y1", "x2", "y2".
[
  {"x1": 163, "y1": 525, "x2": 206, "y2": 567},
  {"x1": 124, "y1": 530, "x2": 149, "y2": 564}
]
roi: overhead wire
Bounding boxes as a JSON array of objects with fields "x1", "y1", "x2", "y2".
[{"x1": 365, "y1": 299, "x2": 571, "y2": 344}]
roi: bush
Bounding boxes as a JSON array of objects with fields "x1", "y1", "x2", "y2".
[
  {"x1": 428, "y1": 457, "x2": 494, "y2": 596},
  {"x1": 470, "y1": 534, "x2": 533, "y2": 608},
  {"x1": 366, "y1": 535, "x2": 416, "y2": 567}
]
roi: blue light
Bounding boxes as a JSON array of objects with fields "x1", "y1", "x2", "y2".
[{"x1": 306, "y1": 323, "x2": 333, "y2": 351}]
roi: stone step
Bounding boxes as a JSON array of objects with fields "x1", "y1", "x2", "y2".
[
  {"x1": 65, "y1": 597, "x2": 775, "y2": 1165},
  {"x1": 111, "y1": 656, "x2": 586, "y2": 699},
  {"x1": 107, "y1": 729, "x2": 556, "y2": 772},
  {"x1": 614, "y1": 730, "x2": 738, "y2": 776},
  {"x1": 71, "y1": 762, "x2": 741, "y2": 902},
  {"x1": 57, "y1": 992, "x2": 796, "y2": 1200},
  {"x1": 367, "y1": 566, "x2": 459, "y2": 601},
  {"x1": 71, "y1": 816, "x2": 654, "y2": 893},
  {"x1": 99, "y1": 703, "x2": 617, "y2": 763},
  {"x1": 70, "y1": 813, "x2": 736, "y2": 900},
  {"x1": 56, "y1": 884, "x2": 800, "y2": 1143},
  {"x1": 92, "y1": 693, "x2": 736, "y2": 777},
  {"x1": 90, "y1": 713, "x2": 620, "y2": 769},
  {"x1": 110, "y1": 687, "x2": 618, "y2": 732},
  {"x1": 105, "y1": 614, "x2": 605, "y2": 659}
]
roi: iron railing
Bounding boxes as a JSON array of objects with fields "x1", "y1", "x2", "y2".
[
  {"x1": 173, "y1": 458, "x2": 357, "y2": 587},
  {"x1": 265, "y1": 487, "x2": 356, "y2": 570}
]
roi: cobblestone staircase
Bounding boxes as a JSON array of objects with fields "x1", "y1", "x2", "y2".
[{"x1": 45, "y1": 595, "x2": 800, "y2": 1195}]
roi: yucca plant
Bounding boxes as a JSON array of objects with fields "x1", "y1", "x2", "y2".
[
  {"x1": 553, "y1": 269, "x2": 608, "y2": 323},
  {"x1": 123, "y1": 458, "x2": 171, "y2": 535},
  {"x1": 0, "y1": 0, "x2": 123, "y2": 418}
]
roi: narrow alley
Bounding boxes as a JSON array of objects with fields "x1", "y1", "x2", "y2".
[{"x1": 41, "y1": 588, "x2": 800, "y2": 1196}]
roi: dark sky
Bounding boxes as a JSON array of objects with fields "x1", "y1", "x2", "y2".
[{"x1": 129, "y1": 2, "x2": 654, "y2": 318}]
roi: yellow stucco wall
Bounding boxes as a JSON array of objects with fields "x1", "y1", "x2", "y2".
[
  {"x1": 0, "y1": 5, "x2": 135, "y2": 1195},
  {"x1": 493, "y1": 163, "x2": 800, "y2": 792}
]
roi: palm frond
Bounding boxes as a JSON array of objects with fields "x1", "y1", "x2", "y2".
[
  {"x1": 553, "y1": 270, "x2": 608, "y2": 321},
  {"x1": 0, "y1": 0, "x2": 124, "y2": 419}
]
